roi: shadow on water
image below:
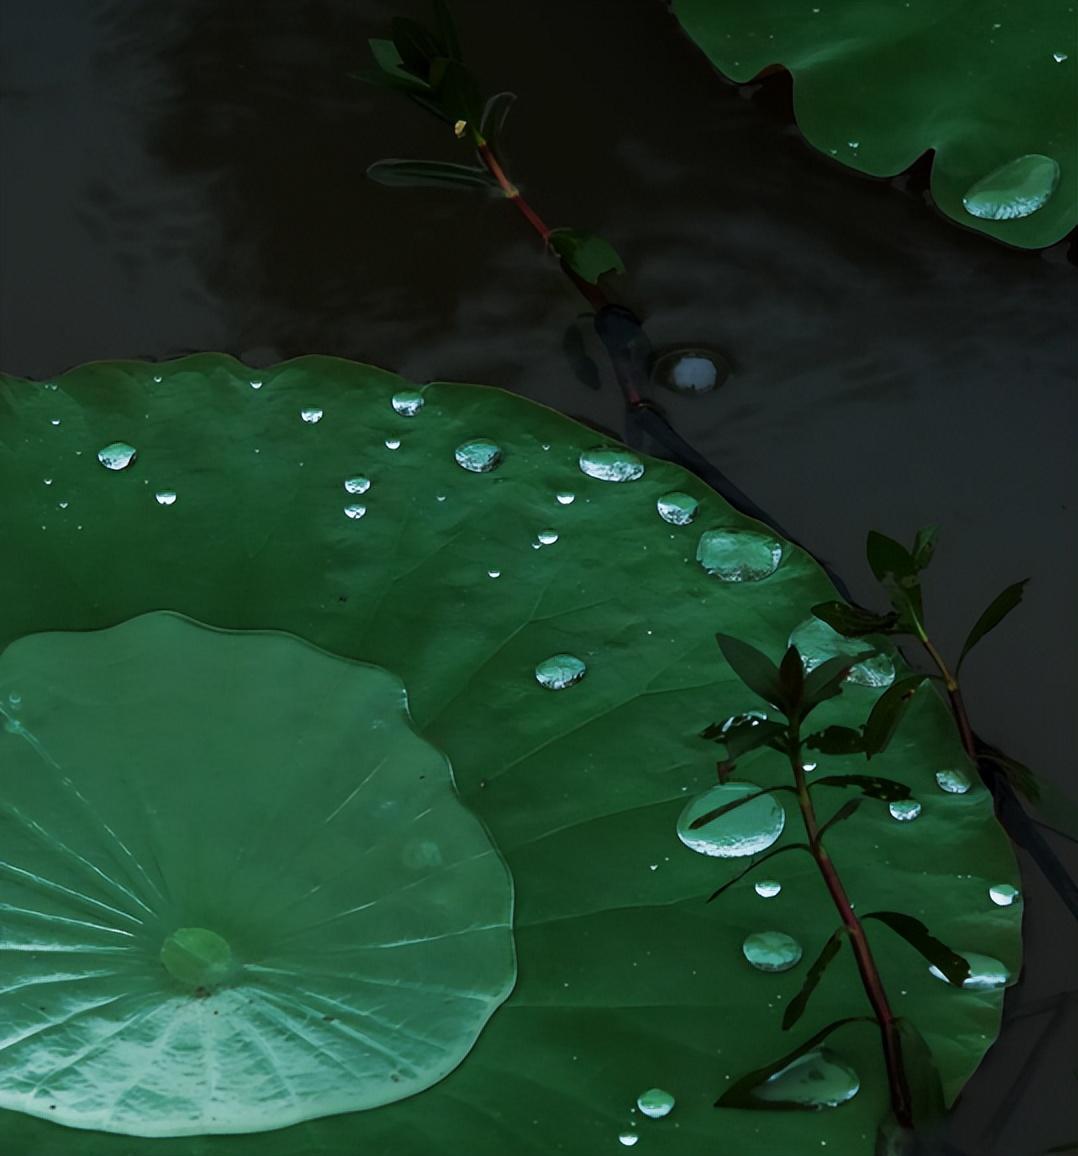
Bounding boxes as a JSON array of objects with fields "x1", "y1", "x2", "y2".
[{"x1": 1, "y1": 2, "x2": 1076, "y2": 1153}]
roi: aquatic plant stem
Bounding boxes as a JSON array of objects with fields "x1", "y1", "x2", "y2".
[{"x1": 790, "y1": 729, "x2": 914, "y2": 1128}]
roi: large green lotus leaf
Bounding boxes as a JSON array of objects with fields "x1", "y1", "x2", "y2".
[
  {"x1": 670, "y1": 0, "x2": 1076, "y2": 247},
  {"x1": 0, "y1": 355, "x2": 1021, "y2": 1155}
]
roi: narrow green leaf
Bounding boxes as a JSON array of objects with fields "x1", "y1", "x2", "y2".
[
  {"x1": 956, "y1": 578, "x2": 1029, "y2": 672},
  {"x1": 715, "y1": 1016, "x2": 873, "y2": 1108},
  {"x1": 547, "y1": 227, "x2": 626, "y2": 285},
  {"x1": 432, "y1": 0, "x2": 463, "y2": 60},
  {"x1": 714, "y1": 634, "x2": 783, "y2": 709},
  {"x1": 390, "y1": 17, "x2": 441, "y2": 79},
  {"x1": 811, "y1": 775, "x2": 912, "y2": 802},
  {"x1": 863, "y1": 911, "x2": 970, "y2": 986},
  {"x1": 912, "y1": 525, "x2": 939, "y2": 571},
  {"x1": 688, "y1": 785, "x2": 796, "y2": 831},
  {"x1": 782, "y1": 929, "x2": 847, "y2": 1030},
  {"x1": 862, "y1": 676, "x2": 924, "y2": 757},
  {"x1": 818, "y1": 797, "x2": 863, "y2": 838},
  {"x1": 369, "y1": 38, "x2": 431, "y2": 87},
  {"x1": 811, "y1": 600, "x2": 899, "y2": 638},
  {"x1": 479, "y1": 91, "x2": 516, "y2": 154},
  {"x1": 700, "y1": 717, "x2": 787, "y2": 759},
  {"x1": 977, "y1": 746, "x2": 1041, "y2": 803},
  {"x1": 348, "y1": 67, "x2": 429, "y2": 94},
  {"x1": 706, "y1": 843, "x2": 812, "y2": 902},
  {"x1": 365, "y1": 159, "x2": 497, "y2": 191},
  {"x1": 866, "y1": 530, "x2": 918, "y2": 585},
  {"x1": 802, "y1": 650, "x2": 877, "y2": 710},
  {"x1": 894, "y1": 1017, "x2": 946, "y2": 1127},
  {"x1": 429, "y1": 57, "x2": 483, "y2": 126},
  {"x1": 778, "y1": 645, "x2": 805, "y2": 715},
  {"x1": 805, "y1": 726, "x2": 866, "y2": 755}
]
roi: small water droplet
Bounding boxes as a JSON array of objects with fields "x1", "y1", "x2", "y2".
[
  {"x1": 929, "y1": 952, "x2": 1009, "y2": 990},
  {"x1": 802, "y1": 761, "x2": 817, "y2": 773},
  {"x1": 536, "y1": 529, "x2": 559, "y2": 545},
  {"x1": 788, "y1": 617, "x2": 895, "y2": 687},
  {"x1": 696, "y1": 529, "x2": 783, "y2": 582},
  {"x1": 391, "y1": 389, "x2": 425, "y2": 416},
  {"x1": 436, "y1": 494, "x2": 447, "y2": 502},
  {"x1": 57, "y1": 500, "x2": 69, "y2": 509},
  {"x1": 384, "y1": 438, "x2": 402, "y2": 450},
  {"x1": 578, "y1": 446, "x2": 644, "y2": 482},
  {"x1": 487, "y1": 569, "x2": 501, "y2": 579},
  {"x1": 677, "y1": 782, "x2": 786, "y2": 858},
  {"x1": 344, "y1": 504, "x2": 367, "y2": 520},
  {"x1": 152, "y1": 374, "x2": 163, "y2": 383},
  {"x1": 751, "y1": 1050, "x2": 859, "y2": 1108},
  {"x1": 8, "y1": 692, "x2": 22, "y2": 708},
  {"x1": 962, "y1": 154, "x2": 1060, "y2": 220},
  {"x1": 848, "y1": 140, "x2": 860, "y2": 149},
  {"x1": 154, "y1": 490, "x2": 177, "y2": 506},
  {"x1": 250, "y1": 379, "x2": 263, "y2": 390},
  {"x1": 534, "y1": 654, "x2": 587, "y2": 691},
  {"x1": 650, "y1": 347, "x2": 729, "y2": 394},
  {"x1": 721, "y1": 710, "x2": 768, "y2": 732},
  {"x1": 97, "y1": 442, "x2": 137, "y2": 471},
  {"x1": 888, "y1": 799, "x2": 922, "y2": 822},
  {"x1": 636, "y1": 1088, "x2": 675, "y2": 1119},
  {"x1": 657, "y1": 492, "x2": 699, "y2": 525},
  {"x1": 455, "y1": 438, "x2": 502, "y2": 473},
  {"x1": 618, "y1": 1134, "x2": 639, "y2": 1148},
  {"x1": 43, "y1": 478, "x2": 53, "y2": 486},
  {"x1": 343, "y1": 476, "x2": 371, "y2": 495},
  {"x1": 989, "y1": 883, "x2": 1020, "y2": 907},
  {"x1": 743, "y1": 930, "x2": 803, "y2": 972},
  {"x1": 555, "y1": 491, "x2": 576, "y2": 505},
  {"x1": 300, "y1": 407, "x2": 324, "y2": 423},
  {"x1": 754, "y1": 880, "x2": 782, "y2": 898},
  {"x1": 935, "y1": 768, "x2": 972, "y2": 795},
  {"x1": 50, "y1": 419, "x2": 61, "y2": 426},
  {"x1": 1052, "y1": 51, "x2": 1068, "y2": 62}
]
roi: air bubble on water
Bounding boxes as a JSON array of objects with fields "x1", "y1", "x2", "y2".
[
  {"x1": 962, "y1": 154, "x2": 1060, "y2": 220},
  {"x1": 888, "y1": 800, "x2": 922, "y2": 822},
  {"x1": 578, "y1": 447, "x2": 644, "y2": 482},
  {"x1": 300, "y1": 407, "x2": 323, "y2": 423},
  {"x1": 636, "y1": 1088, "x2": 675, "y2": 1119},
  {"x1": 929, "y1": 952, "x2": 1009, "y2": 990},
  {"x1": 697, "y1": 529, "x2": 783, "y2": 582},
  {"x1": 751, "y1": 1050, "x2": 860, "y2": 1108},
  {"x1": 344, "y1": 476, "x2": 371, "y2": 495},
  {"x1": 455, "y1": 439, "x2": 502, "y2": 473},
  {"x1": 788, "y1": 617, "x2": 895, "y2": 687},
  {"x1": 677, "y1": 782, "x2": 786, "y2": 858},
  {"x1": 935, "y1": 768, "x2": 971, "y2": 794},
  {"x1": 657, "y1": 492, "x2": 699, "y2": 525},
  {"x1": 988, "y1": 883, "x2": 1020, "y2": 907},
  {"x1": 556, "y1": 492, "x2": 576, "y2": 505},
  {"x1": 754, "y1": 880, "x2": 782, "y2": 898},
  {"x1": 154, "y1": 491, "x2": 177, "y2": 506},
  {"x1": 97, "y1": 442, "x2": 137, "y2": 471},
  {"x1": 385, "y1": 438, "x2": 402, "y2": 450},
  {"x1": 344, "y1": 504, "x2": 367, "y2": 520},
  {"x1": 743, "y1": 930, "x2": 803, "y2": 972},
  {"x1": 534, "y1": 654, "x2": 587, "y2": 690},
  {"x1": 391, "y1": 389, "x2": 425, "y2": 416}
]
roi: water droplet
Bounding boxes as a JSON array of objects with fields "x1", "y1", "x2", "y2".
[
  {"x1": 300, "y1": 407, "x2": 323, "y2": 423},
  {"x1": 50, "y1": 419, "x2": 61, "y2": 426},
  {"x1": 578, "y1": 446, "x2": 644, "y2": 482},
  {"x1": 250, "y1": 379, "x2": 263, "y2": 390},
  {"x1": 650, "y1": 347, "x2": 729, "y2": 394},
  {"x1": 618, "y1": 1134, "x2": 639, "y2": 1148},
  {"x1": 436, "y1": 494, "x2": 447, "y2": 502},
  {"x1": 721, "y1": 710, "x2": 768, "y2": 732},
  {"x1": 888, "y1": 799, "x2": 922, "y2": 822},
  {"x1": 788, "y1": 617, "x2": 895, "y2": 688},
  {"x1": 57, "y1": 500, "x2": 69, "y2": 510},
  {"x1": 743, "y1": 930, "x2": 803, "y2": 972},
  {"x1": 154, "y1": 490, "x2": 177, "y2": 506},
  {"x1": 929, "y1": 952, "x2": 1009, "y2": 990},
  {"x1": 97, "y1": 442, "x2": 137, "y2": 471},
  {"x1": 534, "y1": 654, "x2": 587, "y2": 690},
  {"x1": 696, "y1": 529, "x2": 783, "y2": 582},
  {"x1": 677, "y1": 782, "x2": 786, "y2": 858},
  {"x1": 455, "y1": 438, "x2": 502, "y2": 473},
  {"x1": 536, "y1": 529, "x2": 559, "y2": 545},
  {"x1": 344, "y1": 504, "x2": 367, "y2": 520},
  {"x1": 344, "y1": 476, "x2": 371, "y2": 495},
  {"x1": 988, "y1": 883, "x2": 1020, "y2": 907},
  {"x1": 555, "y1": 491, "x2": 576, "y2": 505},
  {"x1": 802, "y1": 762, "x2": 817, "y2": 773},
  {"x1": 754, "y1": 880, "x2": 782, "y2": 898},
  {"x1": 848, "y1": 140, "x2": 860, "y2": 149},
  {"x1": 391, "y1": 389, "x2": 425, "y2": 416},
  {"x1": 636, "y1": 1088, "x2": 675, "y2": 1119},
  {"x1": 487, "y1": 569, "x2": 501, "y2": 579},
  {"x1": 43, "y1": 478, "x2": 53, "y2": 486},
  {"x1": 657, "y1": 492, "x2": 699, "y2": 525},
  {"x1": 1052, "y1": 51, "x2": 1068, "y2": 62},
  {"x1": 962, "y1": 154, "x2": 1060, "y2": 221},
  {"x1": 751, "y1": 1050, "x2": 860, "y2": 1108},
  {"x1": 935, "y1": 768, "x2": 971, "y2": 795},
  {"x1": 152, "y1": 374, "x2": 163, "y2": 383},
  {"x1": 385, "y1": 438, "x2": 402, "y2": 450},
  {"x1": 8, "y1": 692, "x2": 22, "y2": 708}
]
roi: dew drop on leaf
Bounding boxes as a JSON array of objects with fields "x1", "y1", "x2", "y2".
[
  {"x1": 555, "y1": 491, "x2": 576, "y2": 505},
  {"x1": 754, "y1": 880, "x2": 782, "y2": 898},
  {"x1": 962, "y1": 154, "x2": 1060, "y2": 221},
  {"x1": 657, "y1": 492, "x2": 699, "y2": 525},
  {"x1": 344, "y1": 504, "x2": 367, "y2": 520},
  {"x1": 536, "y1": 530, "x2": 559, "y2": 546},
  {"x1": 696, "y1": 529, "x2": 783, "y2": 582},
  {"x1": 391, "y1": 390, "x2": 425, "y2": 416},
  {"x1": 929, "y1": 952, "x2": 1009, "y2": 990},
  {"x1": 988, "y1": 883, "x2": 1020, "y2": 907},
  {"x1": 300, "y1": 407, "x2": 324, "y2": 424},
  {"x1": 97, "y1": 442, "x2": 137, "y2": 471},
  {"x1": 154, "y1": 491, "x2": 177, "y2": 506},
  {"x1": 385, "y1": 438, "x2": 402, "y2": 451},
  {"x1": 888, "y1": 799, "x2": 922, "y2": 822},
  {"x1": 636, "y1": 1087, "x2": 675, "y2": 1118},
  {"x1": 742, "y1": 930, "x2": 803, "y2": 972},
  {"x1": 788, "y1": 616, "x2": 895, "y2": 687},
  {"x1": 677, "y1": 783, "x2": 785, "y2": 858},
  {"x1": 344, "y1": 476, "x2": 371, "y2": 495},
  {"x1": 751, "y1": 1049, "x2": 860, "y2": 1108},
  {"x1": 455, "y1": 439, "x2": 502, "y2": 473},
  {"x1": 618, "y1": 1133, "x2": 639, "y2": 1148},
  {"x1": 935, "y1": 768, "x2": 972, "y2": 794},
  {"x1": 534, "y1": 654, "x2": 587, "y2": 690},
  {"x1": 578, "y1": 447, "x2": 644, "y2": 482}
]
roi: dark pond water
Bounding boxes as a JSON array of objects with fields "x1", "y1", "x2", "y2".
[{"x1": 1, "y1": 2, "x2": 1075, "y2": 1153}]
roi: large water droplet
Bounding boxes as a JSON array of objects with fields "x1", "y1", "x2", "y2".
[
  {"x1": 751, "y1": 1049, "x2": 860, "y2": 1108},
  {"x1": 344, "y1": 476, "x2": 371, "y2": 495},
  {"x1": 888, "y1": 799, "x2": 922, "y2": 822},
  {"x1": 636, "y1": 1088, "x2": 675, "y2": 1119},
  {"x1": 555, "y1": 491, "x2": 576, "y2": 505},
  {"x1": 455, "y1": 439, "x2": 502, "y2": 473},
  {"x1": 988, "y1": 883, "x2": 1020, "y2": 907},
  {"x1": 788, "y1": 617, "x2": 895, "y2": 688},
  {"x1": 935, "y1": 768, "x2": 972, "y2": 795},
  {"x1": 754, "y1": 879, "x2": 782, "y2": 898},
  {"x1": 743, "y1": 930, "x2": 803, "y2": 972},
  {"x1": 535, "y1": 654, "x2": 587, "y2": 690},
  {"x1": 578, "y1": 446, "x2": 644, "y2": 482},
  {"x1": 929, "y1": 952, "x2": 1009, "y2": 991},
  {"x1": 657, "y1": 492, "x2": 699, "y2": 525},
  {"x1": 617, "y1": 1133, "x2": 639, "y2": 1148},
  {"x1": 696, "y1": 529, "x2": 783, "y2": 582},
  {"x1": 650, "y1": 347, "x2": 729, "y2": 394},
  {"x1": 160, "y1": 927, "x2": 236, "y2": 989},
  {"x1": 677, "y1": 782, "x2": 785, "y2": 858},
  {"x1": 97, "y1": 442, "x2": 137, "y2": 471},
  {"x1": 962, "y1": 154, "x2": 1060, "y2": 221},
  {"x1": 154, "y1": 490, "x2": 177, "y2": 506},
  {"x1": 391, "y1": 389, "x2": 425, "y2": 416},
  {"x1": 344, "y1": 504, "x2": 367, "y2": 520},
  {"x1": 300, "y1": 407, "x2": 324, "y2": 424},
  {"x1": 536, "y1": 529, "x2": 559, "y2": 545}
]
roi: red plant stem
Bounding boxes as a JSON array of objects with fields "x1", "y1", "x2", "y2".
[
  {"x1": 791, "y1": 737, "x2": 914, "y2": 1128},
  {"x1": 920, "y1": 636, "x2": 978, "y2": 760}
]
